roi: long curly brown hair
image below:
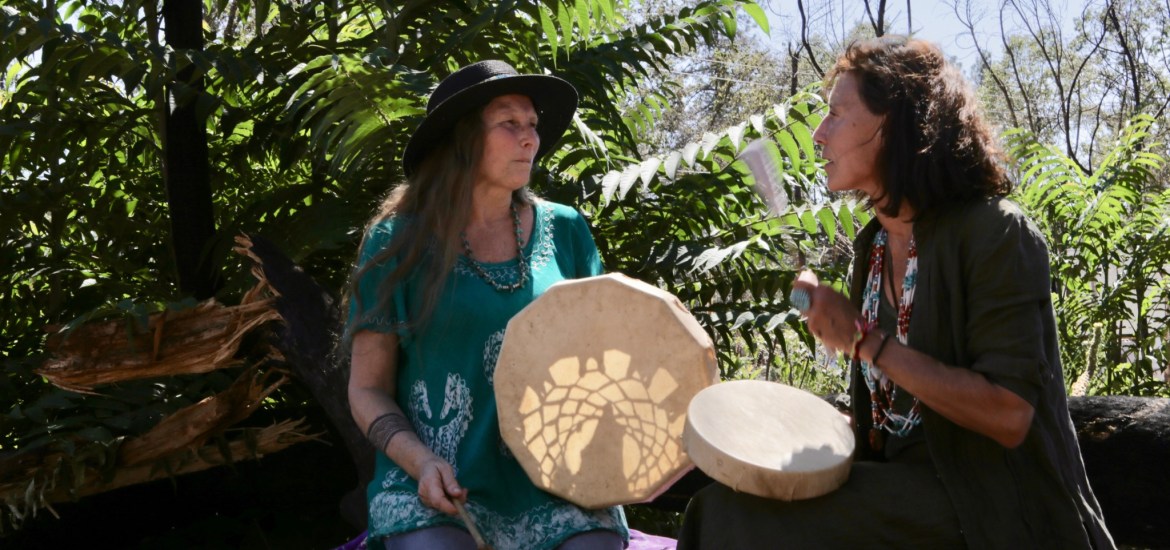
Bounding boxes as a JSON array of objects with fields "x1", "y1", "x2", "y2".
[{"x1": 826, "y1": 36, "x2": 1012, "y2": 218}]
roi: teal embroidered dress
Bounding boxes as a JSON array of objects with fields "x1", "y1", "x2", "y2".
[{"x1": 348, "y1": 200, "x2": 629, "y2": 549}]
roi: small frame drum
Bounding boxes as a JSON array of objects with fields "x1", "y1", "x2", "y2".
[
  {"x1": 494, "y1": 273, "x2": 719, "y2": 509},
  {"x1": 684, "y1": 380, "x2": 854, "y2": 500}
]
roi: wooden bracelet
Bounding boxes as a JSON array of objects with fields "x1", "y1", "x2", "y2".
[{"x1": 870, "y1": 331, "x2": 892, "y2": 365}]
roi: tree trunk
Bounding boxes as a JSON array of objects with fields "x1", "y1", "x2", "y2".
[
  {"x1": 162, "y1": 0, "x2": 220, "y2": 299},
  {"x1": 237, "y1": 235, "x2": 373, "y2": 529}
]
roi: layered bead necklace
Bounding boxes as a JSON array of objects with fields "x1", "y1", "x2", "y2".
[
  {"x1": 460, "y1": 202, "x2": 529, "y2": 292},
  {"x1": 859, "y1": 228, "x2": 921, "y2": 449}
]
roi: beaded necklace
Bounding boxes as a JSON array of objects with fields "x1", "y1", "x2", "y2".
[
  {"x1": 860, "y1": 228, "x2": 921, "y2": 449},
  {"x1": 460, "y1": 202, "x2": 529, "y2": 292}
]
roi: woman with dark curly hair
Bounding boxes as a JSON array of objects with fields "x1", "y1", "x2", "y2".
[{"x1": 677, "y1": 36, "x2": 1114, "y2": 549}]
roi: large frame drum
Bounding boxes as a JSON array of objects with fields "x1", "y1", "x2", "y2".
[{"x1": 494, "y1": 273, "x2": 719, "y2": 509}]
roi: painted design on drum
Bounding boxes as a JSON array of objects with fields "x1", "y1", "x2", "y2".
[
  {"x1": 465, "y1": 499, "x2": 625, "y2": 550},
  {"x1": 483, "y1": 329, "x2": 505, "y2": 384},
  {"x1": 408, "y1": 373, "x2": 473, "y2": 472},
  {"x1": 516, "y1": 349, "x2": 685, "y2": 495}
]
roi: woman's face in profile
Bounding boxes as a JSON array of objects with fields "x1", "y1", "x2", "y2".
[
  {"x1": 475, "y1": 94, "x2": 540, "y2": 193},
  {"x1": 813, "y1": 71, "x2": 885, "y2": 198}
]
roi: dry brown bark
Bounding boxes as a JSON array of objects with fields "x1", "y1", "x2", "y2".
[
  {"x1": 3, "y1": 247, "x2": 312, "y2": 527},
  {"x1": 36, "y1": 286, "x2": 281, "y2": 394},
  {"x1": 118, "y1": 367, "x2": 288, "y2": 466}
]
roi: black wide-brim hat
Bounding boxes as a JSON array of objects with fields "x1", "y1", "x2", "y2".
[{"x1": 401, "y1": 60, "x2": 579, "y2": 178}]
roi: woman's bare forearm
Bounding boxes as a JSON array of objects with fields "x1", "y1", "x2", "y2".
[
  {"x1": 858, "y1": 330, "x2": 1035, "y2": 448},
  {"x1": 348, "y1": 331, "x2": 445, "y2": 479}
]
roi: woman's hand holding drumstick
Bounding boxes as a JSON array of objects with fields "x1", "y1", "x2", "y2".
[
  {"x1": 353, "y1": 332, "x2": 486, "y2": 542},
  {"x1": 415, "y1": 456, "x2": 466, "y2": 515},
  {"x1": 418, "y1": 458, "x2": 491, "y2": 549}
]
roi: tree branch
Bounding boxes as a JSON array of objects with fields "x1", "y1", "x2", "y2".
[
  {"x1": 1106, "y1": 2, "x2": 1141, "y2": 114},
  {"x1": 952, "y1": 0, "x2": 1020, "y2": 128},
  {"x1": 906, "y1": 0, "x2": 912, "y2": 35},
  {"x1": 797, "y1": 0, "x2": 825, "y2": 78},
  {"x1": 863, "y1": 0, "x2": 888, "y2": 36},
  {"x1": 1000, "y1": 4, "x2": 1040, "y2": 135}
]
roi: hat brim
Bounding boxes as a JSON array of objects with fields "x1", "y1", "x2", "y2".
[{"x1": 401, "y1": 74, "x2": 578, "y2": 178}]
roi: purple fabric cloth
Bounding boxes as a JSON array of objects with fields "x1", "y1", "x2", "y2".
[
  {"x1": 628, "y1": 528, "x2": 678, "y2": 550},
  {"x1": 333, "y1": 531, "x2": 367, "y2": 550},
  {"x1": 333, "y1": 528, "x2": 676, "y2": 550}
]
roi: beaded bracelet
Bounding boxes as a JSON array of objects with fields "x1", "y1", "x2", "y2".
[
  {"x1": 851, "y1": 318, "x2": 876, "y2": 360},
  {"x1": 870, "y1": 331, "x2": 892, "y2": 366}
]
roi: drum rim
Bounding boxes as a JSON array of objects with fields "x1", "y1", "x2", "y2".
[
  {"x1": 494, "y1": 273, "x2": 720, "y2": 508},
  {"x1": 683, "y1": 379, "x2": 855, "y2": 500}
]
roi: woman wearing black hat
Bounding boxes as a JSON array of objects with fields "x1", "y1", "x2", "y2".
[{"x1": 345, "y1": 61, "x2": 628, "y2": 549}]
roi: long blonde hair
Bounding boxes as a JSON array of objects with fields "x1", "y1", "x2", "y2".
[{"x1": 346, "y1": 104, "x2": 535, "y2": 340}]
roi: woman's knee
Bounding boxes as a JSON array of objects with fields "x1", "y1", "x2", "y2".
[
  {"x1": 382, "y1": 525, "x2": 477, "y2": 550},
  {"x1": 556, "y1": 529, "x2": 624, "y2": 550}
]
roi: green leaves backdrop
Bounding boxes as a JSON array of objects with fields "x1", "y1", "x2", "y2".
[{"x1": 2, "y1": 0, "x2": 1167, "y2": 531}]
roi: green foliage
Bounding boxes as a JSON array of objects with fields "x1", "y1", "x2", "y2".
[
  {"x1": 549, "y1": 86, "x2": 859, "y2": 389},
  {"x1": 5, "y1": 0, "x2": 1168, "y2": 534},
  {"x1": 1008, "y1": 114, "x2": 1170, "y2": 396},
  {"x1": 2, "y1": 0, "x2": 787, "y2": 530}
]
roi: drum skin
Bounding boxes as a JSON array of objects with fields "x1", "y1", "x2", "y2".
[
  {"x1": 495, "y1": 273, "x2": 719, "y2": 509},
  {"x1": 683, "y1": 380, "x2": 854, "y2": 501}
]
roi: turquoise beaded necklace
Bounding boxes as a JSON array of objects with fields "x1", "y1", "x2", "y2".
[{"x1": 460, "y1": 202, "x2": 529, "y2": 292}]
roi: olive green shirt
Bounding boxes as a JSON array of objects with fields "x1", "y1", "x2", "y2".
[{"x1": 848, "y1": 197, "x2": 1114, "y2": 549}]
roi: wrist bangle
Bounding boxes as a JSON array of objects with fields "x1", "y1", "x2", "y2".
[
  {"x1": 871, "y1": 332, "x2": 892, "y2": 365},
  {"x1": 367, "y1": 412, "x2": 414, "y2": 454}
]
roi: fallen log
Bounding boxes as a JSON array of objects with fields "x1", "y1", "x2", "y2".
[
  {"x1": 1069, "y1": 396, "x2": 1170, "y2": 548},
  {"x1": 0, "y1": 418, "x2": 354, "y2": 549},
  {"x1": 2, "y1": 269, "x2": 307, "y2": 532},
  {"x1": 118, "y1": 367, "x2": 288, "y2": 466}
]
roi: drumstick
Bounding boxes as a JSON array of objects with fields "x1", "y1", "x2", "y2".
[{"x1": 453, "y1": 499, "x2": 491, "y2": 550}]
